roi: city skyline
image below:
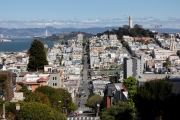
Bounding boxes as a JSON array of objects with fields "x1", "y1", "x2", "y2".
[{"x1": 1, "y1": 0, "x2": 180, "y2": 28}]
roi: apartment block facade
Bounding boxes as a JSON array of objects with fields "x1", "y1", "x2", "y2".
[{"x1": 123, "y1": 55, "x2": 144, "y2": 79}]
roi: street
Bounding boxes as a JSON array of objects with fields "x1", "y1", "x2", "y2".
[{"x1": 73, "y1": 46, "x2": 95, "y2": 117}]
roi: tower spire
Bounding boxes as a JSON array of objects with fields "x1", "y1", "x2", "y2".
[{"x1": 129, "y1": 16, "x2": 132, "y2": 29}]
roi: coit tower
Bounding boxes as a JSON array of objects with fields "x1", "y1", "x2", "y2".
[{"x1": 129, "y1": 16, "x2": 132, "y2": 29}]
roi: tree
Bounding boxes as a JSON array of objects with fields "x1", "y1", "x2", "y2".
[
  {"x1": 34, "y1": 91, "x2": 51, "y2": 107},
  {"x1": 82, "y1": 40, "x2": 86, "y2": 47},
  {"x1": 163, "y1": 93, "x2": 180, "y2": 120},
  {"x1": 68, "y1": 103, "x2": 78, "y2": 112},
  {"x1": 98, "y1": 24, "x2": 155, "y2": 39},
  {"x1": 17, "y1": 102, "x2": 54, "y2": 120},
  {"x1": 61, "y1": 41, "x2": 64, "y2": 45},
  {"x1": 27, "y1": 39, "x2": 48, "y2": 71},
  {"x1": 87, "y1": 94, "x2": 103, "y2": 110},
  {"x1": 81, "y1": 58, "x2": 85, "y2": 63},
  {"x1": 17, "y1": 83, "x2": 31, "y2": 97},
  {"x1": 122, "y1": 41, "x2": 128, "y2": 48},
  {"x1": 177, "y1": 50, "x2": 180, "y2": 58},
  {"x1": 163, "y1": 62, "x2": 169, "y2": 68},
  {"x1": 53, "y1": 110, "x2": 66, "y2": 120},
  {"x1": 65, "y1": 41, "x2": 68, "y2": 45},
  {"x1": 145, "y1": 51, "x2": 149, "y2": 54},
  {"x1": 110, "y1": 65, "x2": 114, "y2": 69},
  {"x1": 100, "y1": 101, "x2": 133, "y2": 120},
  {"x1": 24, "y1": 92, "x2": 40, "y2": 102},
  {"x1": 35, "y1": 86, "x2": 74, "y2": 113},
  {"x1": 133, "y1": 79, "x2": 173, "y2": 120},
  {"x1": 123, "y1": 76, "x2": 136, "y2": 119}
]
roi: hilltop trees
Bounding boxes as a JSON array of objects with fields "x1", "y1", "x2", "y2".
[
  {"x1": 27, "y1": 39, "x2": 48, "y2": 71},
  {"x1": 97, "y1": 24, "x2": 155, "y2": 39}
]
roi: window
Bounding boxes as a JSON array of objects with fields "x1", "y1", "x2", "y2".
[
  {"x1": 48, "y1": 68, "x2": 51, "y2": 72},
  {"x1": 53, "y1": 77, "x2": 57, "y2": 80},
  {"x1": 53, "y1": 83, "x2": 57, "y2": 86}
]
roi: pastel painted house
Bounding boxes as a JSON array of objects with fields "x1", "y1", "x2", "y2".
[{"x1": 16, "y1": 73, "x2": 50, "y2": 92}]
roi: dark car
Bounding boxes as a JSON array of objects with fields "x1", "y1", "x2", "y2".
[
  {"x1": 78, "y1": 102, "x2": 81, "y2": 107},
  {"x1": 68, "y1": 113, "x2": 76, "y2": 117}
]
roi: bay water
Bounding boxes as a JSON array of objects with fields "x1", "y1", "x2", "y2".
[{"x1": 0, "y1": 38, "x2": 54, "y2": 52}]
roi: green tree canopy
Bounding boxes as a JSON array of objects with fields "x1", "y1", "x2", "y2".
[
  {"x1": 133, "y1": 79, "x2": 173, "y2": 120},
  {"x1": 81, "y1": 57, "x2": 85, "y2": 63},
  {"x1": 24, "y1": 92, "x2": 40, "y2": 102},
  {"x1": 97, "y1": 24, "x2": 155, "y2": 39},
  {"x1": 34, "y1": 91, "x2": 51, "y2": 107},
  {"x1": 82, "y1": 40, "x2": 87, "y2": 46},
  {"x1": 53, "y1": 109, "x2": 67, "y2": 120},
  {"x1": 27, "y1": 39, "x2": 48, "y2": 71},
  {"x1": 163, "y1": 93, "x2": 180, "y2": 120},
  {"x1": 123, "y1": 76, "x2": 136, "y2": 119},
  {"x1": 87, "y1": 94, "x2": 103, "y2": 110},
  {"x1": 17, "y1": 102, "x2": 54, "y2": 120},
  {"x1": 163, "y1": 62, "x2": 169, "y2": 68},
  {"x1": 35, "y1": 86, "x2": 76, "y2": 113},
  {"x1": 17, "y1": 83, "x2": 31, "y2": 97},
  {"x1": 100, "y1": 101, "x2": 133, "y2": 120}
]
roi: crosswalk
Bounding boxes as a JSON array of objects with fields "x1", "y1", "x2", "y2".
[{"x1": 67, "y1": 117, "x2": 98, "y2": 120}]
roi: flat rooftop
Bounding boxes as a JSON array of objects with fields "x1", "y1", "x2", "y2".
[{"x1": 138, "y1": 74, "x2": 167, "y2": 82}]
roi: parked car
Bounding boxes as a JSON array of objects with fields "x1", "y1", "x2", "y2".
[
  {"x1": 68, "y1": 112, "x2": 76, "y2": 117},
  {"x1": 78, "y1": 102, "x2": 80, "y2": 107}
]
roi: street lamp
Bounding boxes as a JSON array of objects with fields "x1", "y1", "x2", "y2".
[
  {"x1": 58, "y1": 101, "x2": 63, "y2": 113},
  {"x1": 16, "y1": 103, "x2": 20, "y2": 111},
  {"x1": 2, "y1": 97, "x2": 6, "y2": 120},
  {"x1": 62, "y1": 106, "x2": 67, "y2": 115},
  {"x1": 96, "y1": 104, "x2": 100, "y2": 117}
]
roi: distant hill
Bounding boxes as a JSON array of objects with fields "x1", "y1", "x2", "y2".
[
  {"x1": 37, "y1": 31, "x2": 94, "y2": 42},
  {"x1": 0, "y1": 27, "x2": 180, "y2": 38},
  {"x1": 0, "y1": 27, "x2": 118, "y2": 38},
  {"x1": 59, "y1": 31, "x2": 94, "y2": 40}
]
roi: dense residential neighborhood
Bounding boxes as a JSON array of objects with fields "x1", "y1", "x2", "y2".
[{"x1": 1, "y1": 24, "x2": 180, "y2": 119}]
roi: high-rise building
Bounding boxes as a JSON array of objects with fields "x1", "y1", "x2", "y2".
[
  {"x1": 129, "y1": 16, "x2": 132, "y2": 29},
  {"x1": 123, "y1": 57, "x2": 132, "y2": 79},
  {"x1": 123, "y1": 55, "x2": 144, "y2": 79}
]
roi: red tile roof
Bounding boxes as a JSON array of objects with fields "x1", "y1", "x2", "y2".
[
  {"x1": 37, "y1": 75, "x2": 50, "y2": 82},
  {"x1": 170, "y1": 54, "x2": 177, "y2": 56},
  {"x1": 19, "y1": 74, "x2": 26, "y2": 77},
  {"x1": 25, "y1": 82, "x2": 39, "y2": 85},
  {"x1": 38, "y1": 77, "x2": 47, "y2": 81}
]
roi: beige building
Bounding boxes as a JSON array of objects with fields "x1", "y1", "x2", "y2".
[
  {"x1": 168, "y1": 54, "x2": 179, "y2": 61},
  {"x1": 153, "y1": 36, "x2": 177, "y2": 60},
  {"x1": 153, "y1": 49, "x2": 177, "y2": 59}
]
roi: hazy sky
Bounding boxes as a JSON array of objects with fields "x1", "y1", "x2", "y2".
[{"x1": 0, "y1": 0, "x2": 180, "y2": 28}]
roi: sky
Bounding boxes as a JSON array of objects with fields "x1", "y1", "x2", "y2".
[{"x1": 0, "y1": 0, "x2": 180, "y2": 29}]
